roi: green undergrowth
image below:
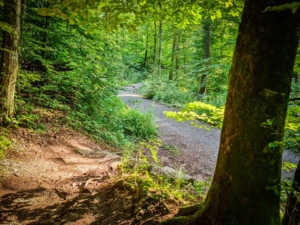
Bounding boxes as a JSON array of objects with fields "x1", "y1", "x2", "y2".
[
  {"x1": 139, "y1": 80, "x2": 197, "y2": 108},
  {"x1": 15, "y1": 69, "x2": 158, "y2": 148},
  {"x1": 163, "y1": 100, "x2": 300, "y2": 153},
  {"x1": 118, "y1": 139, "x2": 210, "y2": 208},
  {"x1": 165, "y1": 101, "x2": 224, "y2": 129},
  {"x1": 0, "y1": 128, "x2": 12, "y2": 160}
]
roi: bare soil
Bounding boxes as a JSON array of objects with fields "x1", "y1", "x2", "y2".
[{"x1": 0, "y1": 109, "x2": 181, "y2": 225}]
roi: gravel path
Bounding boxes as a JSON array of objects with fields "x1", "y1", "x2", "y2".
[{"x1": 118, "y1": 83, "x2": 299, "y2": 181}]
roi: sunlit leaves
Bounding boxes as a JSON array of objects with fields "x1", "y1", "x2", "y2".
[
  {"x1": 0, "y1": 21, "x2": 14, "y2": 34},
  {"x1": 165, "y1": 101, "x2": 224, "y2": 128}
]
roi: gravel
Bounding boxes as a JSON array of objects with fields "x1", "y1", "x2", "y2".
[{"x1": 118, "y1": 83, "x2": 299, "y2": 181}]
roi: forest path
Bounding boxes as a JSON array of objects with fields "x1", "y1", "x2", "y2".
[{"x1": 118, "y1": 83, "x2": 300, "y2": 180}]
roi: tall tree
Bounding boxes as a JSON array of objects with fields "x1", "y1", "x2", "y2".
[
  {"x1": 169, "y1": 31, "x2": 180, "y2": 81},
  {"x1": 164, "y1": 0, "x2": 300, "y2": 224},
  {"x1": 194, "y1": 1, "x2": 300, "y2": 224},
  {"x1": 0, "y1": 0, "x2": 21, "y2": 123},
  {"x1": 199, "y1": 19, "x2": 211, "y2": 95}
]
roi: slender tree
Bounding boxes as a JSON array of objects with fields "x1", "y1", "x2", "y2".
[
  {"x1": 169, "y1": 31, "x2": 180, "y2": 81},
  {"x1": 199, "y1": 19, "x2": 210, "y2": 95},
  {"x1": 0, "y1": 0, "x2": 21, "y2": 123}
]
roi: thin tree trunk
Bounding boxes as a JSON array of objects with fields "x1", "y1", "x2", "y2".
[
  {"x1": 199, "y1": 19, "x2": 210, "y2": 95},
  {"x1": 135, "y1": 32, "x2": 138, "y2": 59},
  {"x1": 153, "y1": 20, "x2": 157, "y2": 66},
  {"x1": 143, "y1": 31, "x2": 149, "y2": 67},
  {"x1": 157, "y1": 20, "x2": 162, "y2": 77},
  {"x1": 0, "y1": 0, "x2": 21, "y2": 123},
  {"x1": 169, "y1": 33, "x2": 179, "y2": 80},
  {"x1": 41, "y1": 4, "x2": 50, "y2": 59}
]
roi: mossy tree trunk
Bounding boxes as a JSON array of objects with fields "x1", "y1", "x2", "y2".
[
  {"x1": 0, "y1": 0, "x2": 21, "y2": 124},
  {"x1": 191, "y1": 1, "x2": 300, "y2": 224}
]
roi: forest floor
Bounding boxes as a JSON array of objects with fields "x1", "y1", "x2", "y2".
[
  {"x1": 0, "y1": 110, "x2": 183, "y2": 225},
  {"x1": 0, "y1": 83, "x2": 299, "y2": 225}
]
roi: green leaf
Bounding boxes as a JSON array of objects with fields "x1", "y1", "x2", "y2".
[
  {"x1": 69, "y1": 18, "x2": 75, "y2": 25},
  {"x1": 38, "y1": 8, "x2": 48, "y2": 16}
]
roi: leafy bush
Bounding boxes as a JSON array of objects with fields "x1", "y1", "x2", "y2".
[
  {"x1": 165, "y1": 101, "x2": 224, "y2": 128},
  {"x1": 140, "y1": 80, "x2": 196, "y2": 107},
  {"x1": 164, "y1": 100, "x2": 300, "y2": 154},
  {"x1": 285, "y1": 106, "x2": 300, "y2": 152},
  {"x1": 119, "y1": 139, "x2": 207, "y2": 204},
  {"x1": 0, "y1": 129, "x2": 12, "y2": 159},
  {"x1": 116, "y1": 109, "x2": 157, "y2": 141}
]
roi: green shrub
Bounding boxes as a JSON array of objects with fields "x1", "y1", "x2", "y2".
[
  {"x1": 285, "y1": 106, "x2": 300, "y2": 152},
  {"x1": 0, "y1": 130, "x2": 12, "y2": 159},
  {"x1": 140, "y1": 80, "x2": 196, "y2": 107},
  {"x1": 116, "y1": 109, "x2": 158, "y2": 142},
  {"x1": 165, "y1": 101, "x2": 224, "y2": 128}
]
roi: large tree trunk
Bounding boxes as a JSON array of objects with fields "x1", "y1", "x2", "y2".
[
  {"x1": 0, "y1": 0, "x2": 21, "y2": 123},
  {"x1": 191, "y1": 1, "x2": 300, "y2": 224},
  {"x1": 199, "y1": 19, "x2": 210, "y2": 95}
]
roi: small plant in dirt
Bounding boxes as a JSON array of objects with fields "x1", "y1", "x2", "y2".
[
  {"x1": 0, "y1": 128, "x2": 12, "y2": 160},
  {"x1": 118, "y1": 139, "x2": 208, "y2": 220},
  {"x1": 161, "y1": 143, "x2": 181, "y2": 156}
]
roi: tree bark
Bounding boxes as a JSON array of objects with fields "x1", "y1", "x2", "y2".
[
  {"x1": 153, "y1": 20, "x2": 157, "y2": 65},
  {"x1": 191, "y1": 1, "x2": 300, "y2": 224},
  {"x1": 41, "y1": 2, "x2": 50, "y2": 59},
  {"x1": 157, "y1": 20, "x2": 162, "y2": 77},
  {"x1": 0, "y1": 0, "x2": 21, "y2": 123},
  {"x1": 143, "y1": 31, "x2": 149, "y2": 67},
  {"x1": 169, "y1": 32, "x2": 179, "y2": 81},
  {"x1": 199, "y1": 19, "x2": 210, "y2": 95}
]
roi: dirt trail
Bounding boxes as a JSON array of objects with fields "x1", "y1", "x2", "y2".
[
  {"x1": 0, "y1": 110, "x2": 177, "y2": 225},
  {"x1": 118, "y1": 83, "x2": 300, "y2": 180}
]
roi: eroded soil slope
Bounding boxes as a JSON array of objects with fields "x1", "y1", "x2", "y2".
[{"x1": 0, "y1": 110, "x2": 179, "y2": 225}]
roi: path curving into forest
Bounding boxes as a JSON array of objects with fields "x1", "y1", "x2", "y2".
[{"x1": 118, "y1": 83, "x2": 299, "y2": 181}]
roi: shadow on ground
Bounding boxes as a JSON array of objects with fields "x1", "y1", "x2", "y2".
[{"x1": 0, "y1": 176, "x2": 174, "y2": 225}]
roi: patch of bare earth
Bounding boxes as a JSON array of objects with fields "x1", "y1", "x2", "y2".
[{"x1": 0, "y1": 110, "x2": 180, "y2": 225}]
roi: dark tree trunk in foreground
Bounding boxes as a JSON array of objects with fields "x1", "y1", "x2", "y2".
[
  {"x1": 0, "y1": 0, "x2": 21, "y2": 123},
  {"x1": 282, "y1": 160, "x2": 300, "y2": 225},
  {"x1": 191, "y1": 1, "x2": 300, "y2": 224},
  {"x1": 161, "y1": 1, "x2": 300, "y2": 225}
]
